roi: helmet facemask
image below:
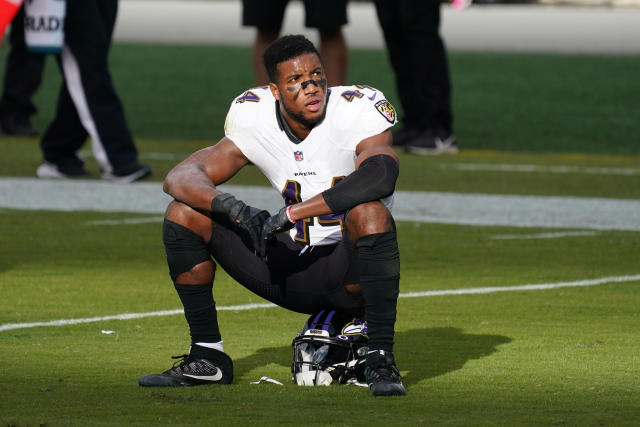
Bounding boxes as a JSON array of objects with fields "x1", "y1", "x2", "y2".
[{"x1": 291, "y1": 310, "x2": 369, "y2": 386}]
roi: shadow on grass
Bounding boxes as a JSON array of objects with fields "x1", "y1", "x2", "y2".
[
  {"x1": 233, "y1": 327, "x2": 512, "y2": 386},
  {"x1": 395, "y1": 327, "x2": 512, "y2": 387}
]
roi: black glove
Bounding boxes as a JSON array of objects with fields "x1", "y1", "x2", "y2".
[
  {"x1": 259, "y1": 206, "x2": 297, "y2": 257},
  {"x1": 211, "y1": 193, "x2": 270, "y2": 254}
]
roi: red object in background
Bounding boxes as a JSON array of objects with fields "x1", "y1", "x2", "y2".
[{"x1": 0, "y1": 0, "x2": 23, "y2": 39}]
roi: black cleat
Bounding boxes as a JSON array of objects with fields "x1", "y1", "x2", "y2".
[
  {"x1": 391, "y1": 127, "x2": 420, "y2": 147},
  {"x1": 1, "y1": 113, "x2": 39, "y2": 136},
  {"x1": 404, "y1": 129, "x2": 458, "y2": 155},
  {"x1": 364, "y1": 350, "x2": 406, "y2": 396},
  {"x1": 36, "y1": 161, "x2": 90, "y2": 179},
  {"x1": 138, "y1": 345, "x2": 233, "y2": 387},
  {"x1": 101, "y1": 163, "x2": 151, "y2": 183}
]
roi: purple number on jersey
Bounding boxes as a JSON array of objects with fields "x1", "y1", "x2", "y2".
[
  {"x1": 281, "y1": 177, "x2": 346, "y2": 244},
  {"x1": 235, "y1": 91, "x2": 261, "y2": 103}
]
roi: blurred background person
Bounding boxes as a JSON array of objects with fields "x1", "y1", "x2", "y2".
[
  {"x1": 0, "y1": 4, "x2": 46, "y2": 136},
  {"x1": 374, "y1": 0, "x2": 457, "y2": 155},
  {"x1": 242, "y1": 0, "x2": 348, "y2": 86},
  {"x1": 36, "y1": 0, "x2": 150, "y2": 182}
]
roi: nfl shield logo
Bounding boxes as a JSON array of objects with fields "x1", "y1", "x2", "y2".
[{"x1": 294, "y1": 151, "x2": 304, "y2": 161}]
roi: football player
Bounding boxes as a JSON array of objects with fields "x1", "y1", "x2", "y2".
[{"x1": 138, "y1": 35, "x2": 405, "y2": 396}]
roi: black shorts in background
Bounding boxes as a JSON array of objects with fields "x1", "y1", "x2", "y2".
[{"x1": 242, "y1": 0, "x2": 348, "y2": 30}]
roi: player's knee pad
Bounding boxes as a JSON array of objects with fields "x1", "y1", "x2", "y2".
[{"x1": 163, "y1": 219, "x2": 212, "y2": 282}]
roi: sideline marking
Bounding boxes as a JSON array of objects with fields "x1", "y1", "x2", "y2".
[
  {"x1": 2, "y1": 274, "x2": 639, "y2": 332},
  {"x1": 450, "y1": 163, "x2": 640, "y2": 176},
  {"x1": 2, "y1": 178, "x2": 640, "y2": 231},
  {"x1": 139, "y1": 152, "x2": 182, "y2": 160},
  {"x1": 78, "y1": 153, "x2": 640, "y2": 176},
  {"x1": 86, "y1": 216, "x2": 164, "y2": 226},
  {"x1": 80, "y1": 150, "x2": 185, "y2": 161},
  {"x1": 490, "y1": 231, "x2": 599, "y2": 240}
]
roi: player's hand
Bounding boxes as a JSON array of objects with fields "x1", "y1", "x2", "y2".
[
  {"x1": 258, "y1": 206, "x2": 296, "y2": 257},
  {"x1": 211, "y1": 193, "x2": 270, "y2": 254}
]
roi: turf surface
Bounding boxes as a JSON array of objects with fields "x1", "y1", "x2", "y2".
[
  {"x1": 1, "y1": 42, "x2": 639, "y2": 425},
  {"x1": 1, "y1": 210, "x2": 638, "y2": 425},
  {"x1": 2, "y1": 43, "x2": 640, "y2": 155}
]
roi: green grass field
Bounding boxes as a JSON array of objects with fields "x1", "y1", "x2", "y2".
[
  {"x1": 1, "y1": 42, "x2": 639, "y2": 425},
  {"x1": 6, "y1": 43, "x2": 640, "y2": 156}
]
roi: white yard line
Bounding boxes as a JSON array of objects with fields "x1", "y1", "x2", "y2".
[
  {"x1": 0, "y1": 303, "x2": 275, "y2": 332},
  {"x1": 400, "y1": 274, "x2": 640, "y2": 298},
  {"x1": 2, "y1": 274, "x2": 639, "y2": 332}
]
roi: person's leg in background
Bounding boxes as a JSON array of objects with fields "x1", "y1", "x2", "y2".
[
  {"x1": 396, "y1": 0, "x2": 455, "y2": 154},
  {"x1": 39, "y1": 0, "x2": 150, "y2": 181},
  {"x1": 251, "y1": 27, "x2": 281, "y2": 85},
  {"x1": 242, "y1": 0, "x2": 288, "y2": 85},
  {"x1": 374, "y1": 0, "x2": 456, "y2": 154},
  {"x1": 306, "y1": 0, "x2": 348, "y2": 87},
  {"x1": 317, "y1": 29, "x2": 347, "y2": 87},
  {"x1": 373, "y1": 0, "x2": 418, "y2": 146},
  {"x1": 0, "y1": 5, "x2": 46, "y2": 136},
  {"x1": 406, "y1": 0, "x2": 453, "y2": 146},
  {"x1": 243, "y1": 0, "x2": 348, "y2": 87},
  {"x1": 37, "y1": 78, "x2": 91, "y2": 177}
]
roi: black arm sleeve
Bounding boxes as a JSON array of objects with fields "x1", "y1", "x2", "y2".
[{"x1": 321, "y1": 154, "x2": 399, "y2": 213}]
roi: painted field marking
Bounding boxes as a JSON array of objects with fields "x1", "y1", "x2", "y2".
[
  {"x1": 401, "y1": 274, "x2": 640, "y2": 298},
  {"x1": 80, "y1": 150, "x2": 185, "y2": 161},
  {"x1": 86, "y1": 216, "x2": 165, "y2": 226},
  {"x1": 75, "y1": 154, "x2": 640, "y2": 176},
  {"x1": 490, "y1": 231, "x2": 599, "y2": 240},
  {"x1": 0, "y1": 303, "x2": 275, "y2": 333},
  {"x1": 138, "y1": 152, "x2": 183, "y2": 161},
  {"x1": 2, "y1": 274, "x2": 639, "y2": 332},
  {"x1": 2, "y1": 178, "x2": 640, "y2": 231},
  {"x1": 449, "y1": 163, "x2": 640, "y2": 176}
]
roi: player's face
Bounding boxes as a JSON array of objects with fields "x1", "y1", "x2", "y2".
[{"x1": 270, "y1": 53, "x2": 328, "y2": 129}]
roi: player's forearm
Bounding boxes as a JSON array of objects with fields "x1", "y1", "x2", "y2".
[
  {"x1": 287, "y1": 193, "x2": 332, "y2": 222},
  {"x1": 163, "y1": 164, "x2": 223, "y2": 212}
]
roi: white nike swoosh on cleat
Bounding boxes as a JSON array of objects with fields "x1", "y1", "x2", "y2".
[
  {"x1": 184, "y1": 371, "x2": 223, "y2": 381},
  {"x1": 435, "y1": 138, "x2": 458, "y2": 153}
]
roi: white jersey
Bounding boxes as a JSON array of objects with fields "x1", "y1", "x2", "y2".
[{"x1": 224, "y1": 85, "x2": 397, "y2": 246}]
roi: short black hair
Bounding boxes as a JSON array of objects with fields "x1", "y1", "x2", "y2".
[{"x1": 262, "y1": 35, "x2": 321, "y2": 83}]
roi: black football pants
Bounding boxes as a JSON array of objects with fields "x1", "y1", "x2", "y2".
[{"x1": 207, "y1": 217, "x2": 363, "y2": 316}]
